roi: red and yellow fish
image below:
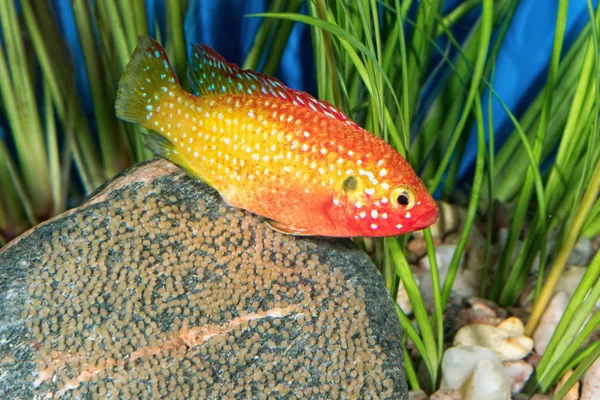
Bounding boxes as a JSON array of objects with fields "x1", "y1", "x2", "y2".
[{"x1": 116, "y1": 37, "x2": 437, "y2": 237}]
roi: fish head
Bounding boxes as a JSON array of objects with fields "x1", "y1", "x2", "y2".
[{"x1": 331, "y1": 152, "x2": 438, "y2": 237}]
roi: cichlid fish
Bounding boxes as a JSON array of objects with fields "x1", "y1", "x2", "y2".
[{"x1": 115, "y1": 37, "x2": 438, "y2": 237}]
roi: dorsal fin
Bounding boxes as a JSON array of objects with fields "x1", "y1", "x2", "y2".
[{"x1": 187, "y1": 43, "x2": 357, "y2": 126}]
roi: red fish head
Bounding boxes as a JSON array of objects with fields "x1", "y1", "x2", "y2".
[{"x1": 328, "y1": 153, "x2": 438, "y2": 237}]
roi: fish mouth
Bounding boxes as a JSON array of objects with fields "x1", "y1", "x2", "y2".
[{"x1": 414, "y1": 207, "x2": 438, "y2": 230}]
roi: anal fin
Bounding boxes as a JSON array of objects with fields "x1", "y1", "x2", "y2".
[{"x1": 265, "y1": 219, "x2": 316, "y2": 236}]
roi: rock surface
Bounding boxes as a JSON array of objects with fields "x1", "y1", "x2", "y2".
[
  {"x1": 555, "y1": 369, "x2": 579, "y2": 400},
  {"x1": 440, "y1": 345, "x2": 510, "y2": 400},
  {"x1": 533, "y1": 291, "x2": 569, "y2": 355},
  {"x1": 581, "y1": 355, "x2": 600, "y2": 400},
  {"x1": 503, "y1": 360, "x2": 533, "y2": 392},
  {"x1": 453, "y1": 317, "x2": 533, "y2": 361},
  {"x1": 0, "y1": 159, "x2": 407, "y2": 399}
]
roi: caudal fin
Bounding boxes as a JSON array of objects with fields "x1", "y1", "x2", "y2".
[{"x1": 115, "y1": 36, "x2": 179, "y2": 127}]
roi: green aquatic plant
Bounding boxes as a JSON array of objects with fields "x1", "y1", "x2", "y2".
[{"x1": 0, "y1": 0, "x2": 599, "y2": 395}]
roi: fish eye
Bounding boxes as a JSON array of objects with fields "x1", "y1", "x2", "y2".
[{"x1": 390, "y1": 185, "x2": 415, "y2": 210}]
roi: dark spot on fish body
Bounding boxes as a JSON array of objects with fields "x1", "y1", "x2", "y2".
[{"x1": 342, "y1": 176, "x2": 357, "y2": 192}]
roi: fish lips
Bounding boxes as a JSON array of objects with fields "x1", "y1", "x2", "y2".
[{"x1": 413, "y1": 207, "x2": 438, "y2": 231}]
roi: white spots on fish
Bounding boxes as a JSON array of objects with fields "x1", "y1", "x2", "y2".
[
  {"x1": 301, "y1": 144, "x2": 309, "y2": 151},
  {"x1": 333, "y1": 199, "x2": 340, "y2": 205},
  {"x1": 377, "y1": 160, "x2": 384, "y2": 167},
  {"x1": 359, "y1": 211, "x2": 366, "y2": 219},
  {"x1": 365, "y1": 188, "x2": 375, "y2": 195},
  {"x1": 303, "y1": 131, "x2": 310, "y2": 138},
  {"x1": 262, "y1": 156, "x2": 269, "y2": 162},
  {"x1": 317, "y1": 167, "x2": 325, "y2": 175},
  {"x1": 370, "y1": 224, "x2": 378, "y2": 230},
  {"x1": 382, "y1": 213, "x2": 388, "y2": 219},
  {"x1": 355, "y1": 202, "x2": 362, "y2": 209},
  {"x1": 320, "y1": 148, "x2": 327, "y2": 155},
  {"x1": 381, "y1": 182, "x2": 390, "y2": 190},
  {"x1": 396, "y1": 224, "x2": 403, "y2": 229},
  {"x1": 405, "y1": 212, "x2": 411, "y2": 219},
  {"x1": 417, "y1": 201, "x2": 421, "y2": 205},
  {"x1": 371, "y1": 210, "x2": 378, "y2": 219},
  {"x1": 380, "y1": 169, "x2": 387, "y2": 177},
  {"x1": 248, "y1": 110, "x2": 255, "y2": 118},
  {"x1": 359, "y1": 169, "x2": 378, "y2": 185}
]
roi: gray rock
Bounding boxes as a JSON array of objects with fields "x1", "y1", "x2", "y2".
[{"x1": 0, "y1": 159, "x2": 407, "y2": 399}]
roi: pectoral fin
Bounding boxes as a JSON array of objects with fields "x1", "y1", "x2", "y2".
[{"x1": 265, "y1": 219, "x2": 316, "y2": 236}]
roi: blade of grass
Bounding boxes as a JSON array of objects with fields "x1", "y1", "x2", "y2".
[
  {"x1": 552, "y1": 344, "x2": 600, "y2": 400},
  {"x1": 392, "y1": 0, "x2": 410, "y2": 149},
  {"x1": 0, "y1": 140, "x2": 29, "y2": 237},
  {"x1": 388, "y1": 237, "x2": 438, "y2": 386},
  {"x1": 434, "y1": 0, "x2": 481, "y2": 37},
  {"x1": 43, "y1": 81, "x2": 62, "y2": 216},
  {"x1": 402, "y1": 341, "x2": 420, "y2": 390},
  {"x1": 72, "y1": 0, "x2": 121, "y2": 179},
  {"x1": 166, "y1": 0, "x2": 187, "y2": 87},
  {"x1": 394, "y1": 302, "x2": 435, "y2": 385},
  {"x1": 441, "y1": 95, "x2": 486, "y2": 307},
  {"x1": 493, "y1": 0, "x2": 568, "y2": 301},
  {"x1": 427, "y1": 0, "x2": 492, "y2": 194},
  {"x1": 526, "y1": 159, "x2": 600, "y2": 335},
  {"x1": 424, "y1": 228, "x2": 443, "y2": 363},
  {"x1": 0, "y1": 140, "x2": 37, "y2": 227},
  {"x1": 0, "y1": 0, "x2": 51, "y2": 216},
  {"x1": 27, "y1": 0, "x2": 104, "y2": 191},
  {"x1": 480, "y1": 61, "x2": 496, "y2": 297},
  {"x1": 315, "y1": 0, "x2": 342, "y2": 107}
]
